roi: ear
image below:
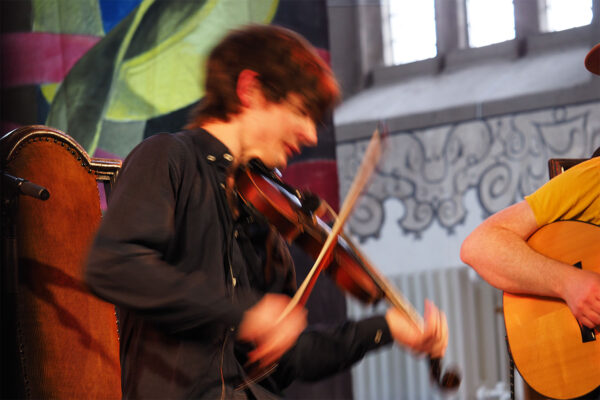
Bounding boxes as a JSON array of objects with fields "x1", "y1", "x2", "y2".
[{"x1": 236, "y1": 69, "x2": 261, "y2": 108}]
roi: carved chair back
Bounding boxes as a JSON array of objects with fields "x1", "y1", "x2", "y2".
[
  {"x1": 547, "y1": 146, "x2": 600, "y2": 178},
  {"x1": 1, "y1": 125, "x2": 121, "y2": 399}
]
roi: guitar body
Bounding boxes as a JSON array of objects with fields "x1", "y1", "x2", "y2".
[{"x1": 504, "y1": 220, "x2": 600, "y2": 400}]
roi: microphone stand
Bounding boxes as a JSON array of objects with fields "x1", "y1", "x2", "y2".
[{"x1": 1, "y1": 171, "x2": 50, "y2": 399}]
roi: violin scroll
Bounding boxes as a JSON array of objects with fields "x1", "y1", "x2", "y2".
[{"x1": 429, "y1": 357, "x2": 461, "y2": 391}]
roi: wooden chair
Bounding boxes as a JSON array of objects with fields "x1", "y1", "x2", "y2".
[
  {"x1": 547, "y1": 146, "x2": 600, "y2": 178},
  {"x1": 1, "y1": 125, "x2": 121, "y2": 399}
]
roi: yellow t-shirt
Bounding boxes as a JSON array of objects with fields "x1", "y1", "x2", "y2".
[{"x1": 525, "y1": 156, "x2": 600, "y2": 226}]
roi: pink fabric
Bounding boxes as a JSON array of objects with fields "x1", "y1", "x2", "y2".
[
  {"x1": 1, "y1": 32, "x2": 100, "y2": 86},
  {"x1": 282, "y1": 159, "x2": 340, "y2": 215}
]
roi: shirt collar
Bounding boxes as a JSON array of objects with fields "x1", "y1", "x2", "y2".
[{"x1": 193, "y1": 128, "x2": 235, "y2": 169}]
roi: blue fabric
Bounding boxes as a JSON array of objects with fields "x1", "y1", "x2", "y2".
[{"x1": 99, "y1": 0, "x2": 142, "y2": 33}]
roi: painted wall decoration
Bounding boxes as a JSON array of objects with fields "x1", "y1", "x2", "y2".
[{"x1": 338, "y1": 101, "x2": 600, "y2": 243}]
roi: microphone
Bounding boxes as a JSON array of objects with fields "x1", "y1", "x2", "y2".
[{"x1": 2, "y1": 172, "x2": 50, "y2": 200}]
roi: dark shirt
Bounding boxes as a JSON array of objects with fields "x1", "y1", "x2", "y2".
[{"x1": 85, "y1": 129, "x2": 392, "y2": 399}]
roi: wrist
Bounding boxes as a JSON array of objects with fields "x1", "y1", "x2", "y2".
[{"x1": 552, "y1": 262, "x2": 579, "y2": 300}]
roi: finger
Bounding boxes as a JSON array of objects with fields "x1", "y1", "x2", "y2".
[
  {"x1": 424, "y1": 308, "x2": 442, "y2": 356},
  {"x1": 578, "y1": 315, "x2": 596, "y2": 329},
  {"x1": 441, "y1": 311, "x2": 448, "y2": 350},
  {"x1": 422, "y1": 301, "x2": 440, "y2": 348},
  {"x1": 584, "y1": 309, "x2": 600, "y2": 327},
  {"x1": 422, "y1": 301, "x2": 436, "y2": 337},
  {"x1": 247, "y1": 332, "x2": 289, "y2": 368},
  {"x1": 432, "y1": 311, "x2": 448, "y2": 358},
  {"x1": 260, "y1": 326, "x2": 300, "y2": 367},
  {"x1": 246, "y1": 343, "x2": 282, "y2": 369},
  {"x1": 435, "y1": 307, "x2": 443, "y2": 341},
  {"x1": 245, "y1": 332, "x2": 285, "y2": 366},
  {"x1": 422, "y1": 302, "x2": 449, "y2": 357},
  {"x1": 423, "y1": 300, "x2": 434, "y2": 329}
]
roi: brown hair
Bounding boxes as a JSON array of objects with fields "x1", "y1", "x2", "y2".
[{"x1": 186, "y1": 24, "x2": 339, "y2": 128}]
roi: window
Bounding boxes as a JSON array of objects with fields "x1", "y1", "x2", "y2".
[
  {"x1": 383, "y1": 0, "x2": 437, "y2": 65},
  {"x1": 382, "y1": 0, "x2": 595, "y2": 67},
  {"x1": 466, "y1": 0, "x2": 515, "y2": 48},
  {"x1": 543, "y1": 0, "x2": 593, "y2": 32}
]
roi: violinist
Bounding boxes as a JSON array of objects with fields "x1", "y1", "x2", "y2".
[{"x1": 85, "y1": 24, "x2": 448, "y2": 399}]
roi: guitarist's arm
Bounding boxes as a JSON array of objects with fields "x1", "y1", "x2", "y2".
[{"x1": 460, "y1": 200, "x2": 600, "y2": 329}]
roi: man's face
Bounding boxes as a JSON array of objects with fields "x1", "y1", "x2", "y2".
[{"x1": 249, "y1": 93, "x2": 317, "y2": 169}]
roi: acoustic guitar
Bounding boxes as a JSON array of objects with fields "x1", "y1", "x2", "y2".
[{"x1": 503, "y1": 220, "x2": 600, "y2": 399}]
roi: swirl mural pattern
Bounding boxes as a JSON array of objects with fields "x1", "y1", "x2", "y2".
[{"x1": 337, "y1": 101, "x2": 600, "y2": 241}]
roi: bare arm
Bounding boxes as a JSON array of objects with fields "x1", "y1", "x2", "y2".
[{"x1": 460, "y1": 200, "x2": 600, "y2": 328}]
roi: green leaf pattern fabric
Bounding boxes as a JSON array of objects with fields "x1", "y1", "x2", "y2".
[{"x1": 46, "y1": 0, "x2": 278, "y2": 156}]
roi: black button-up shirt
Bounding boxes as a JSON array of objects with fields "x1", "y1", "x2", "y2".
[{"x1": 85, "y1": 129, "x2": 392, "y2": 399}]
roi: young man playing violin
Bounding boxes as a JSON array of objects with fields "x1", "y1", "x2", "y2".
[
  {"x1": 460, "y1": 43, "x2": 600, "y2": 400},
  {"x1": 85, "y1": 24, "x2": 448, "y2": 399}
]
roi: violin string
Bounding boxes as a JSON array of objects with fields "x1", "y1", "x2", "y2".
[{"x1": 321, "y1": 200, "x2": 338, "y2": 222}]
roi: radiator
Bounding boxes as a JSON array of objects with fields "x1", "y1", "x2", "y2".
[{"x1": 347, "y1": 266, "x2": 509, "y2": 400}]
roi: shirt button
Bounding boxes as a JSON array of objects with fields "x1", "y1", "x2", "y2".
[
  {"x1": 223, "y1": 153, "x2": 233, "y2": 162},
  {"x1": 206, "y1": 155, "x2": 216, "y2": 162},
  {"x1": 232, "y1": 276, "x2": 237, "y2": 287},
  {"x1": 374, "y1": 329, "x2": 382, "y2": 344}
]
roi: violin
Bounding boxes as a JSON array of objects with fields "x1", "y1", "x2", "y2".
[
  {"x1": 236, "y1": 160, "x2": 385, "y2": 305},
  {"x1": 236, "y1": 158, "x2": 461, "y2": 391}
]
